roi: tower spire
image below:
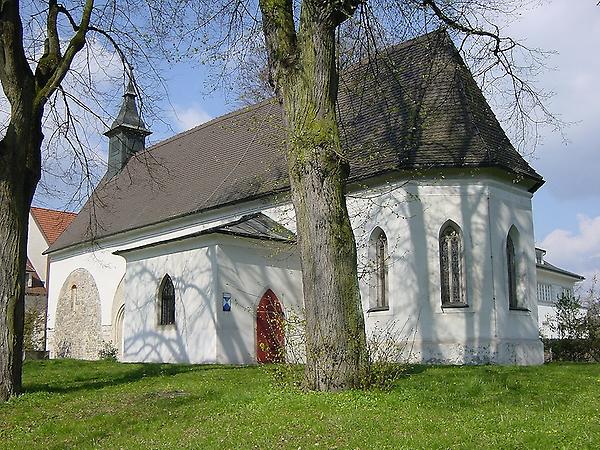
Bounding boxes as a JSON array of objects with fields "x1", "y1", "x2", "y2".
[{"x1": 104, "y1": 75, "x2": 152, "y2": 178}]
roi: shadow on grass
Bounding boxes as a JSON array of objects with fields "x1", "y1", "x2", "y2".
[
  {"x1": 401, "y1": 364, "x2": 429, "y2": 376},
  {"x1": 24, "y1": 359, "x2": 251, "y2": 395}
]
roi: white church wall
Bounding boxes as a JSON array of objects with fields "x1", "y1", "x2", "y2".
[
  {"x1": 47, "y1": 171, "x2": 543, "y2": 365},
  {"x1": 46, "y1": 195, "x2": 290, "y2": 357},
  {"x1": 264, "y1": 175, "x2": 543, "y2": 364},
  {"x1": 121, "y1": 237, "x2": 219, "y2": 364},
  {"x1": 349, "y1": 179, "x2": 499, "y2": 363},
  {"x1": 488, "y1": 182, "x2": 543, "y2": 364},
  {"x1": 215, "y1": 237, "x2": 303, "y2": 364}
]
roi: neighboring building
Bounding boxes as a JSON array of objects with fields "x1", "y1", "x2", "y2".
[
  {"x1": 24, "y1": 259, "x2": 47, "y2": 351},
  {"x1": 28, "y1": 207, "x2": 77, "y2": 285},
  {"x1": 45, "y1": 30, "x2": 546, "y2": 365},
  {"x1": 536, "y1": 248, "x2": 585, "y2": 338},
  {"x1": 25, "y1": 207, "x2": 77, "y2": 352}
]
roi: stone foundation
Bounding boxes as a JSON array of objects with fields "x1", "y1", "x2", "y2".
[{"x1": 398, "y1": 338, "x2": 544, "y2": 365}]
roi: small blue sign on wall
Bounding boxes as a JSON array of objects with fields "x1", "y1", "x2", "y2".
[{"x1": 223, "y1": 293, "x2": 232, "y2": 312}]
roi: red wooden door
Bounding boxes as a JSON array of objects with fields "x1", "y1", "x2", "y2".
[{"x1": 256, "y1": 289, "x2": 285, "y2": 363}]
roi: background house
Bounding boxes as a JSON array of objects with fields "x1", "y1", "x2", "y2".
[
  {"x1": 536, "y1": 247, "x2": 585, "y2": 337},
  {"x1": 25, "y1": 207, "x2": 77, "y2": 353}
]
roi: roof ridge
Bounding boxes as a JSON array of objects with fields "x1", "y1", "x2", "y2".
[
  {"x1": 117, "y1": 30, "x2": 446, "y2": 171},
  {"x1": 140, "y1": 98, "x2": 278, "y2": 156},
  {"x1": 144, "y1": 31, "x2": 444, "y2": 158},
  {"x1": 449, "y1": 49, "x2": 496, "y2": 167},
  {"x1": 341, "y1": 28, "x2": 447, "y2": 78},
  {"x1": 31, "y1": 206, "x2": 77, "y2": 216},
  {"x1": 48, "y1": 30, "x2": 545, "y2": 254}
]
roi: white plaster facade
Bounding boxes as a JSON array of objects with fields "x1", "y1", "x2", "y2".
[
  {"x1": 27, "y1": 212, "x2": 50, "y2": 283},
  {"x1": 46, "y1": 171, "x2": 544, "y2": 365}
]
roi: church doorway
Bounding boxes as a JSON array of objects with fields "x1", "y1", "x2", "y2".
[
  {"x1": 115, "y1": 305, "x2": 125, "y2": 360},
  {"x1": 256, "y1": 289, "x2": 285, "y2": 363}
]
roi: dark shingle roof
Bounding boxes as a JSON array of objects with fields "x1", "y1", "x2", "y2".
[
  {"x1": 49, "y1": 30, "x2": 542, "y2": 254},
  {"x1": 214, "y1": 213, "x2": 295, "y2": 242},
  {"x1": 537, "y1": 261, "x2": 585, "y2": 281},
  {"x1": 115, "y1": 213, "x2": 295, "y2": 255}
]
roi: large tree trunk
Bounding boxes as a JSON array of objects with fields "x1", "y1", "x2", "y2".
[
  {"x1": 0, "y1": 0, "x2": 93, "y2": 401},
  {"x1": 0, "y1": 108, "x2": 42, "y2": 401},
  {"x1": 273, "y1": 6, "x2": 368, "y2": 390}
]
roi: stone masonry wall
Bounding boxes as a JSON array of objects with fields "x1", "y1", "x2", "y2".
[{"x1": 53, "y1": 268, "x2": 103, "y2": 360}]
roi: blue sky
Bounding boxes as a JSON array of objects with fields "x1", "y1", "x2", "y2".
[{"x1": 30, "y1": 0, "x2": 600, "y2": 287}]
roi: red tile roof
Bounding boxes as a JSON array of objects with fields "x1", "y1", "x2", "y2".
[{"x1": 30, "y1": 207, "x2": 77, "y2": 245}]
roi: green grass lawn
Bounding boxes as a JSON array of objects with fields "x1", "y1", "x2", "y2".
[{"x1": 1, "y1": 361, "x2": 599, "y2": 449}]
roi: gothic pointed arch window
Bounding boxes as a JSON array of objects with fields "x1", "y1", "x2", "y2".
[
  {"x1": 369, "y1": 227, "x2": 389, "y2": 310},
  {"x1": 159, "y1": 274, "x2": 176, "y2": 325},
  {"x1": 439, "y1": 221, "x2": 467, "y2": 307},
  {"x1": 506, "y1": 226, "x2": 524, "y2": 310}
]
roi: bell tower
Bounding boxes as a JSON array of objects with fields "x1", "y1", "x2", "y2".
[{"x1": 104, "y1": 78, "x2": 152, "y2": 178}]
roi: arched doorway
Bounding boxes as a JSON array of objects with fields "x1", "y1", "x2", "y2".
[
  {"x1": 111, "y1": 276, "x2": 126, "y2": 360},
  {"x1": 115, "y1": 305, "x2": 125, "y2": 360},
  {"x1": 256, "y1": 289, "x2": 285, "y2": 363}
]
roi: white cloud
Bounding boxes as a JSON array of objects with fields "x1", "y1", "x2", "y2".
[
  {"x1": 504, "y1": 1, "x2": 600, "y2": 201},
  {"x1": 540, "y1": 215, "x2": 600, "y2": 284},
  {"x1": 171, "y1": 104, "x2": 213, "y2": 132}
]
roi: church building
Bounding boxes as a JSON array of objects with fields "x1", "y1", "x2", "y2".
[{"x1": 44, "y1": 30, "x2": 545, "y2": 365}]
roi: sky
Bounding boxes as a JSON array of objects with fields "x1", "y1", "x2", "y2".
[
  {"x1": 503, "y1": 1, "x2": 600, "y2": 289},
  {"x1": 28, "y1": 0, "x2": 600, "y2": 289}
]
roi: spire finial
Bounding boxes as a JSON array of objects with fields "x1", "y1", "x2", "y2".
[{"x1": 125, "y1": 66, "x2": 136, "y2": 97}]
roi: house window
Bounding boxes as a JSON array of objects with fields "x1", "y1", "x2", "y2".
[
  {"x1": 537, "y1": 283, "x2": 552, "y2": 304},
  {"x1": 439, "y1": 222, "x2": 466, "y2": 307},
  {"x1": 159, "y1": 274, "x2": 176, "y2": 326},
  {"x1": 368, "y1": 227, "x2": 389, "y2": 310}
]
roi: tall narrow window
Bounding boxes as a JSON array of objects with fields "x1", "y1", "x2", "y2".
[
  {"x1": 159, "y1": 274, "x2": 176, "y2": 325},
  {"x1": 506, "y1": 231, "x2": 518, "y2": 309},
  {"x1": 439, "y1": 222, "x2": 466, "y2": 307},
  {"x1": 70, "y1": 285, "x2": 77, "y2": 308},
  {"x1": 370, "y1": 227, "x2": 389, "y2": 310}
]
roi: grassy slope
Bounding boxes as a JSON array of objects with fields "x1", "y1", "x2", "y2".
[{"x1": 0, "y1": 361, "x2": 599, "y2": 449}]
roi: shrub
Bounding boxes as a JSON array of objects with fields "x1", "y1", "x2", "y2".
[
  {"x1": 543, "y1": 278, "x2": 600, "y2": 362},
  {"x1": 98, "y1": 341, "x2": 118, "y2": 361},
  {"x1": 543, "y1": 338, "x2": 599, "y2": 362}
]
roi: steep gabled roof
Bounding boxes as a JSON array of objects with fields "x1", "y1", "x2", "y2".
[
  {"x1": 115, "y1": 213, "x2": 295, "y2": 255},
  {"x1": 30, "y1": 207, "x2": 77, "y2": 245},
  {"x1": 26, "y1": 258, "x2": 36, "y2": 273},
  {"x1": 49, "y1": 30, "x2": 543, "y2": 254}
]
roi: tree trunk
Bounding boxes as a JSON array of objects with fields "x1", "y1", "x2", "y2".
[
  {"x1": 279, "y1": 14, "x2": 368, "y2": 390},
  {"x1": 0, "y1": 112, "x2": 42, "y2": 401},
  {"x1": 0, "y1": 0, "x2": 92, "y2": 401}
]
